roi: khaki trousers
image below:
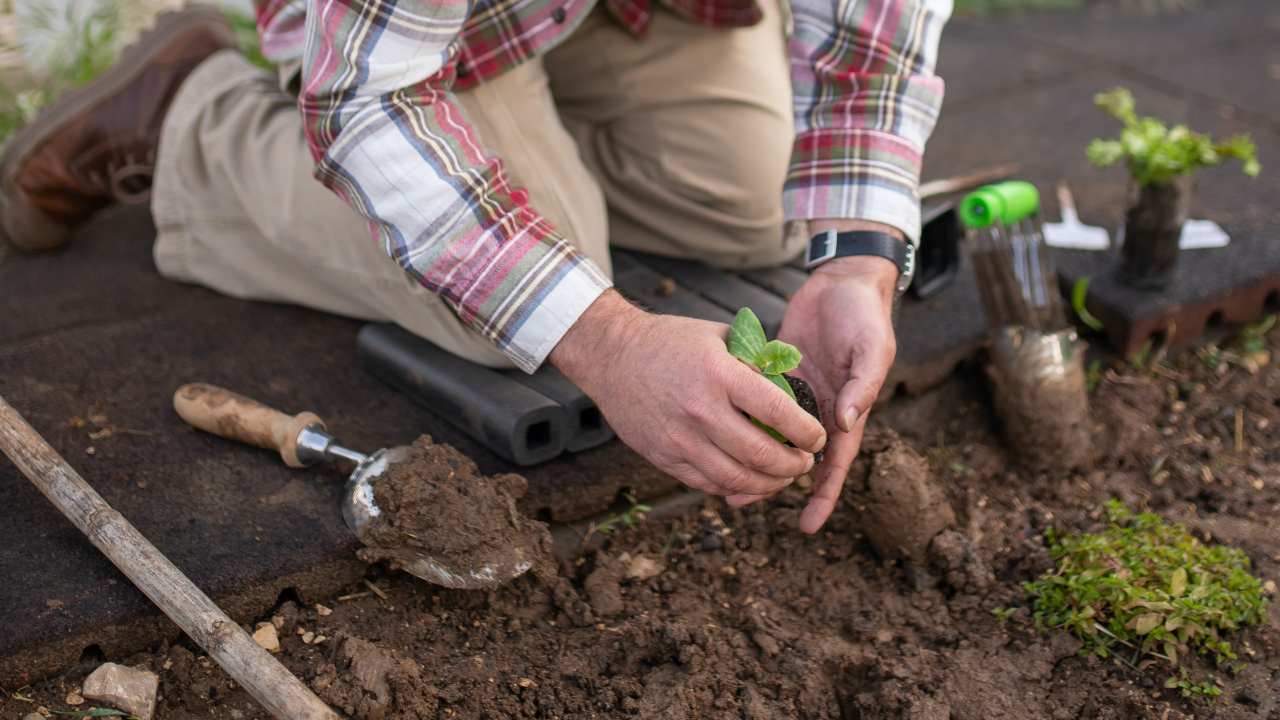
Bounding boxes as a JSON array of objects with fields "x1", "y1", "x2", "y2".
[{"x1": 152, "y1": 5, "x2": 800, "y2": 368}]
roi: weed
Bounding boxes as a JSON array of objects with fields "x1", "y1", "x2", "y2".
[
  {"x1": 592, "y1": 491, "x2": 653, "y2": 535},
  {"x1": 1237, "y1": 315, "x2": 1275, "y2": 357},
  {"x1": 991, "y1": 606, "x2": 1017, "y2": 623},
  {"x1": 1165, "y1": 671, "x2": 1223, "y2": 699},
  {"x1": 1088, "y1": 88, "x2": 1259, "y2": 186},
  {"x1": 1128, "y1": 339, "x2": 1153, "y2": 371},
  {"x1": 1024, "y1": 500, "x2": 1268, "y2": 698},
  {"x1": 726, "y1": 307, "x2": 803, "y2": 442}
]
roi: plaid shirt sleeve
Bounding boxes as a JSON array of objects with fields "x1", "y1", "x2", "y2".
[
  {"x1": 298, "y1": 0, "x2": 611, "y2": 373},
  {"x1": 785, "y1": 0, "x2": 951, "y2": 245}
]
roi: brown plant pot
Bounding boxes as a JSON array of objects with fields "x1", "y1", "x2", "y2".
[{"x1": 1117, "y1": 176, "x2": 1191, "y2": 291}]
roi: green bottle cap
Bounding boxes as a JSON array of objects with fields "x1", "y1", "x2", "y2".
[{"x1": 959, "y1": 181, "x2": 1041, "y2": 228}]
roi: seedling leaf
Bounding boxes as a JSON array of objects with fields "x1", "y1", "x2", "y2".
[
  {"x1": 757, "y1": 340, "x2": 802, "y2": 376},
  {"x1": 728, "y1": 308, "x2": 768, "y2": 365}
]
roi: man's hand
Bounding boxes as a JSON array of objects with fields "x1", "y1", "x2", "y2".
[
  {"x1": 551, "y1": 290, "x2": 827, "y2": 499},
  {"x1": 757, "y1": 220, "x2": 901, "y2": 534}
]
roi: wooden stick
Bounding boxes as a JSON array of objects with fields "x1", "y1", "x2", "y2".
[
  {"x1": 0, "y1": 393, "x2": 339, "y2": 720},
  {"x1": 919, "y1": 162, "x2": 1022, "y2": 200}
]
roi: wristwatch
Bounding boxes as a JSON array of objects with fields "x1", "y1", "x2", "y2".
[{"x1": 804, "y1": 229, "x2": 916, "y2": 296}]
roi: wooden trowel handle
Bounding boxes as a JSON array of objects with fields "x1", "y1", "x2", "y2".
[{"x1": 173, "y1": 383, "x2": 325, "y2": 468}]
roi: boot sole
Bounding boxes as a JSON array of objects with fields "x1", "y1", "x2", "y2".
[{"x1": 0, "y1": 6, "x2": 234, "y2": 252}]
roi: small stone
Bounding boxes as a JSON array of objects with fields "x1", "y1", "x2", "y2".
[
  {"x1": 85, "y1": 446, "x2": 96, "y2": 456},
  {"x1": 1264, "y1": 580, "x2": 1276, "y2": 595},
  {"x1": 517, "y1": 677, "x2": 536, "y2": 688},
  {"x1": 65, "y1": 690, "x2": 84, "y2": 705},
  {"x1": 82, "y1": 662, "x2": 159, "y2": 720},
  {"x1": 719, "y1": 565, "x2": 737, "y2": 576},
  {"x1": 315, "y1": 604, "x2": 333, "y2": 616},
  {"x1": 301, "y1": 631, "x2": 316, "y2": 644},
  {"x1": 271, "y1": 615, "x2": 285, "y2": 629},
  {"x1": 252, "y1": 623, "x2": 280, "y2": 653},
  {"x1": 621, "y1": 553, "x2": 663, "y2": 581},
  {"x1": 655, "y1": 278, "x2": 677, "y2": 297},
  {"x1": 23, "y1": 712, "x2": 43, "y2": 720},
  {"x1": 313, "y1": 635, "x2": 327, "y2": 644}
]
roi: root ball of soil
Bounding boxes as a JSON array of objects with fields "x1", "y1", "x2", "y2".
[{"x1": 785, "y1": 375, "x2": 824, "y2": 462}]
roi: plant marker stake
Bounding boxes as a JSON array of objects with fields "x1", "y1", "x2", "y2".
[
  {"x1": 0, "y1": 393, "x2": 340, "y2": 720},
  {"x1": 1044, "y1": 183, "x2": 1110, "y2": 250}
]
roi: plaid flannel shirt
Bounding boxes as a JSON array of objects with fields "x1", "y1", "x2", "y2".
[{"x1": 255, "y1": 0, "x2": 949, "y2": 372}]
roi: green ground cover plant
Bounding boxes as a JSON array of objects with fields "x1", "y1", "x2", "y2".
[
  {"x1": 1087, "y1": 87, "x2": 1260, "y2": 186},
  {"x1": 1024, "y1": 500, "x2": 1268, "y2": 698}
]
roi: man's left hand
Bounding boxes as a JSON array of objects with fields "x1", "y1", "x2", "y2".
[{"x1": 726, "y1": 220, "x2": 901, "y2": 533}]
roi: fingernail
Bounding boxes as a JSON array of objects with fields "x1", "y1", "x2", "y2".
[
  {"x1": 841, "y1": 406, "x2": 860, "y2": 432},
  {"x1": 803, "y1": 454, "x2": 815, "y2": 473}
]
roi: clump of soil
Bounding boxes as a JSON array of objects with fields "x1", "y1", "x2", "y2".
[
  {"x1": 855, "y1": 429, "x2": 956, "y2": 565},
  {"x1": 357, "y1": 436, "x2": 554, "y2": 586}
]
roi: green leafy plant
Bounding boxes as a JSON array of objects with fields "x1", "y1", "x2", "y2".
[
  {"x1": 1087, "y1": 88, "x2": 1260, "y2": 186},
  {"x1": 726, "y1": 308, "x2": 802, "y2": 441},
  {"x1": 0, "y1": 0, "x2": 121, "y2": 149},
  {"x1": 1024, "y1": 500, "x2": 1268, "y2": 698}
]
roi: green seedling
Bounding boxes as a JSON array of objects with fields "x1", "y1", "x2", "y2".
[
  {"x1": 592, "y1": 491, "x2": 652, "y2": 535},
  {"x1": 1087, "y1": 87, "x2": 1260, "y2": 186},
  {"x1": 1071, "y1": 277, "x2": 1104, "y2": 332},
  {"x1": 1024, "y1": 500, "x2": 1268, "y2": 699},
  {"x1": 726, "y1": 307, "x2": 803, "y2": 442}
]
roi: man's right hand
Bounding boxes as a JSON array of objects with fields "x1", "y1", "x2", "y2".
[{"x1": 551, "y1": 290, "x2": 826, "y2": 498}]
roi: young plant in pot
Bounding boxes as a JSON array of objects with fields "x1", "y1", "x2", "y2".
[
  {"x1": 1087, "y1": 87, "x2": 1260, "y2": 290},
  {"x1": 726, "y1": 308, "x2": 823, "y2": 458}
]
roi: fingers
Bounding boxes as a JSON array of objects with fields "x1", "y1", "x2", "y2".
[
  {"x1": 834, "y1": 338, "x2": 896, "y2": 433},
  {"x1": 705, "y1": 411, "x2": 814, "y2": 478},
  {"x1": 694, "y1": 442, "x2": 796, "y2": 497},
  {"x1": 799, "y1": 412, "x2": 868, "y2": 534},
  {"x1": 726, "y1": 368, "x2": 826, "y2": 452}
]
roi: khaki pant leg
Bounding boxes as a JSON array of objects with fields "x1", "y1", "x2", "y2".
[
  {"x1": 543, "y1": 4, "x2": 805, "y2": 269},
  {"x1": 151, "y1": 50, "x2": 609, "y2": 368}
]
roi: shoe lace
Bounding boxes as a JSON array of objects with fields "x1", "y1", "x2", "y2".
[{"x1": 78, "y1": 148, "x2": 156, "y2": 205}]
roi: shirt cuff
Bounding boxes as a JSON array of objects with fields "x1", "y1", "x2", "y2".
[
  {"x1": 504, "y1": 257, "x2": 613, "y2": 373},
  {"x1": 782, "y1": 128, "x2": 927, "y2": 246}
]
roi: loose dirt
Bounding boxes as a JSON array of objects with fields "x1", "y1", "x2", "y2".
[
  {"x1": 6, "y1": 330, "x2": 1280, "y2": 720},
  {"x1": 357, "y1": 436, "x2": 555, "y2": 585}
]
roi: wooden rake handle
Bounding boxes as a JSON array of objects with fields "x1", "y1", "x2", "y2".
[
  {"x1": 173, "y1": 383, "x2": 325, "y2": 468},
  {"x1": 0, "y1": 392, "x2": 339, "y2": 720}
]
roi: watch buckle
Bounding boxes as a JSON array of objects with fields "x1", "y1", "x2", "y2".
[{"x1": 805, "y1": 229, "x2": 838, "y2": 269}]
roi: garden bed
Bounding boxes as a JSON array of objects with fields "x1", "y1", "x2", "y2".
[{"x1": 4, "y1": 323, "x2": 1279, "y2": 720}]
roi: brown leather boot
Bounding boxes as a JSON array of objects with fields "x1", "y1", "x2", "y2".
[{"x1": 0, "y1": 8, "x2": 236, "y2": 252}]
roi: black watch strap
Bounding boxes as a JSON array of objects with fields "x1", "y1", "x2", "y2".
[{"x1": 804, "y1": 229, "x2": 915, "y2": 295}]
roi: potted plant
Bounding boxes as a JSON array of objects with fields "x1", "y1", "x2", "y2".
[{"x1": 1087, "y1": 87, "x2": 1260, "y2": 290}]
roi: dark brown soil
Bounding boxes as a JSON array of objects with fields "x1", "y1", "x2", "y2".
[
  {"x1": 357, "y1": 436, "x2": 555, "y2": 587},
  {"x1": 785, "y1": 374, "x2": 823, "y2": 462},
  {"x1": 6, "y1": 329, "x2": 1280, "y2": 720}
]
